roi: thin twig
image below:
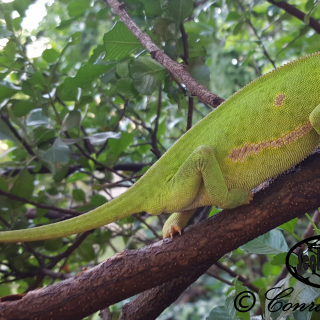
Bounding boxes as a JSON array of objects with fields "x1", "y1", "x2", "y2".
[
  {"x1": 133, "y1": 214, "x2": 161, "y2": 239},
  {"x1": 0, "y1": 113, "x2": 35, "y2": 157},
  {"x1": 150, "y1": 85, "x2": 162, "y2": 159},
  {"x1": 186, "y1": 97, "x2": 194, "y2": 131},
  {"x1": 237, "y1": 0, "x2": 276, "y2": 68},
  {"x1": 26, "y1": 230, "x2": 93, "y2": 292},
  {"x1": 267, "y1": 0, "x2": 320, "y2": 34},
  {"x1": 0, "y1": 189, "x2": 79, "y2": 216},
  {"x1": 214, "y1": 261, "x2": 259, "y2": 293},
  {"x1": 97, "y1": 100, "x2": 129, "y2": 157},
  {"x1": 179, "y1": 24, "x2": 189, "y2": 65}
]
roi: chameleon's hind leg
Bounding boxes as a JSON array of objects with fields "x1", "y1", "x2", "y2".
[
  {"x1": 162, "y1": 210, "x2": 195, "y2": 238},
  {"x1": 309, "y1": 104, "x2": 320, "y2": 134},
  {"x1": 162, "y1": 145, "x2": 253, "y2": 238}
]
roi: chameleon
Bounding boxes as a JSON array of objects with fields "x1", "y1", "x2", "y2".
[{"x1": 1, "y1": 52, "x2": 320, "y2": 242}]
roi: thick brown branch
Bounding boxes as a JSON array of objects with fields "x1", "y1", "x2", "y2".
[
  {"x1": 104, "y1": 0, "x2": 224, "y2": 108},
  {"x1": 1, "y1": 152, "x2": 320, "y2": 319},
  {"x1": 267, "y1": 0, "x2": 320, "y2": 34}
]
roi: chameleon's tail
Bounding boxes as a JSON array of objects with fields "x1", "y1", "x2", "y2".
[{"x1": 0, "y1": 185, "x2": 144, "y2": 243}]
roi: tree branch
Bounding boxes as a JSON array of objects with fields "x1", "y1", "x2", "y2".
[
  {"x1": 104, "y1": 0, "x2": 224, "y2": 108},
  {"x1": 267, "y1": 0, "x2": 320, "y2": 34},
  {"x1": 1, "y1": 152, "x2": 320, "y2": 319}
]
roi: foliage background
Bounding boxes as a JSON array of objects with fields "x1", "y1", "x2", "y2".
[{"x1": 0, "y1": 0, "x2": 320, "y2": 319}]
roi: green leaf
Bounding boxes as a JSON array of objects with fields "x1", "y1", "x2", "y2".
[
  {"x1": 224, "y1": 291, "x2": 237, "y2": 320},
  {"x1": 277, "y1": 280, "x2": 320, "y2": 319},
  {"x1": 233, "y1": 278, "x2": 251, "y2": 320},
  {"x1": 4, "y1": 11, "x2": 13, "y2": 32},
  {"x1": 241, "y1": 229, "x2": 289, "y2": 254},
  {"x1": 0, "y1": 118, "x2": 18, "y2": 142},
  {"x1": 258, "y1": 288, "x2": 267, "y2": 317},
  {"x1": 278, "y1": 218, "x2": 298, "y2": 234},
  {"x1": 26, "y1": 108, "x2": 50, "y2": 126},
  {"x1": 67, "y1": 0, "x2": 91, "y2": 18},
  {"x1": 62, "y1": 62, "x2": 117, "y2": 89},
  {"x1": 271, "y1": 252, "x2": 299, "y2": 266},
  {"x1": 140, "y1": 0, "x2": 161, "y2": 17},
  {"x1": 97, "y1": 8, "x2": 109, "y2": 20},
  {"x1": 67, "y1": 172, "x2": 88, "y2": 183},
  {"x1": 42, "y1": 48, "x2": 60, "y2": 63},
  {"x1": 56, "y1": 18, "x2": 77, "y2": 30},
  {"x1": 0, "y1": 81, "x2": 20, "y2": 102},
  {"x1": 56, "y1": 82, "x2": 79, "y2": 101},
  {"x1": 88, "y1": 44, "x2": 105, "y2": 64},
  {"x1": 2, "y1": 40, "x2": 16, "y2": 67},
  {"x1": 28, "y1": 71, "x2": 45, "y2": 86},
  {"x1": 167, "y1": 0, "x2": 193, "y2": 26},
  {"x1": 116, "y1": 60, "x2": 130, "y2": 78},
  {"x1": 116, "y1": 78, "x2": 139, "y2": 98},
  {"x1": 44, "y1": 239, "x2": 63, "y2": 252},
  {"x1": 208, "y1": 208, "x2": 222, "y2": 217},
  {"x1": 103, "y1": 21, "x2": 142, "y2": 61},
  {"x1": 0, "y1": 176, "x2": 9, "y2": 192},
  {"x1": 12, "y1": 0, "x2": 32, "y2": 18},
  {"x1": 130, "y1": 56, "x2": 167, "y2": 95},
  {"x1": 206, "y1": 306, "x2": 233, "y2": 320},
  {"x1": 61, "y1": 110, "x2": 81, "y2": 131},
  {"x1": 293, "y1": 307, "x2": 313, "y2": 320},
  {"x1": 0, "y1": 146, "x2": 17, "y2": 160},
  {"x1": 71, "y1": 31, "x2": 81, "y2": 45},
  {"x1": 87, "y1": 132, "x2": 121, "y2": 146},
  {"x1": 12, "y1": 17, "x2": 22, "y2": 31},
  {"x1": 233, "y1": 22, "x2": 244, "y2": 35},
  {"x1": 187, "y1": 57, "x2": 210, "y2": 88},
  {"x1": 109, "y1": 131, "x2": 133, "y2": 158},
  {"x1": 90, "y1": 194, "x2": 107, "y2": 207},
  {"x1": 40, "y1": 137, "x2": 70, "y2": 175},
  {"x1": 13, "y1": 100, "x2": 35, "y2": 117},
  {"x1": 72, "y1": 189, "x2": 86, "y2": 202},
  {"x1": 9, "y1": 169, "x2": 34, "y2": 209},
  {"x1": 76, "y1": 242, "x2": 95, "y2": 262},
  {"x1": 176, "y1": 33, "x2": 207, "y2": 59}
]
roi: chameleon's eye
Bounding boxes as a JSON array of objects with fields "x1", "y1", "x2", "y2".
[{"x1": 274, "y1": 93, "x2": 286, "y2": 107}]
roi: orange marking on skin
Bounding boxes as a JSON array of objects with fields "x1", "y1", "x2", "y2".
[
  {"x1": 274, "y1": 93, "x2": 286, "y2": 107},
  {"x1": 228, "y1": 120, "x2": 313, "y2": 162}
]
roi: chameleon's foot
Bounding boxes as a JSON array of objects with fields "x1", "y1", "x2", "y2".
[
  {"x1": 244, "y1": 191, "x2": 254, "y2": 205},
  {"x1": 222, "y1": 189, "x2": 254, "y2": 209},
  {"x1": 163, "y1": 224, "x2": 182, "y2": 239},
  {"x1": 162, "y1": 210, "x2": 195, "y2": 239}
]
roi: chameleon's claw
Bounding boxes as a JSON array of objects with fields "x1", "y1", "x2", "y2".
[
  {"x1": 244, "y1": 191, "x2": 254, "y2": 205},
  {"x1": 164, "y1": 224, "x2": 183, "y2": 239}
]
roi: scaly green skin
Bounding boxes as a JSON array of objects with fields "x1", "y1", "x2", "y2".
[{"x1": 1, "y1": 52, "x2": 320, "y2": 242}]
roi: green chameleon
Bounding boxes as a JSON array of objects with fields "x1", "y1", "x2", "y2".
[{"x1": 1, "y1": 52, "x2": 320, "y2": 242}]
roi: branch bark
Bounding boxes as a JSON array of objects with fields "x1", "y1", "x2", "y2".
[{"x1": 1, "y1": 152, "x2": 320, "y2": 319}]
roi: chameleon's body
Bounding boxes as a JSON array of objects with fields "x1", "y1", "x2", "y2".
[{"x1": 1, "y1": 52, "x2": 320, "y2": 242}]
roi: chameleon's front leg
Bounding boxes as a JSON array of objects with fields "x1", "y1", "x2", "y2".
[{"x1": 162, "y1": 145, "x2": 253, "y2": 238}]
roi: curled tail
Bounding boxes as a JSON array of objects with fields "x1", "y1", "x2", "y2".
[{"x1": 0, "y1": 186, "x2": 143, "y2": 243}]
